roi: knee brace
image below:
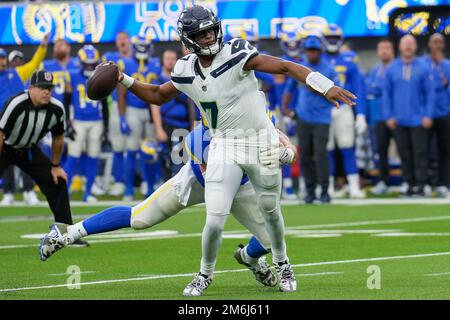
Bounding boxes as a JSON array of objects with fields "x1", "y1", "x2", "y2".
[
  {"x1": 258, "y1": 192, "x2": 278, "y2": 216},
  {"x1": 130, "y1": 217, "x2": 149, "y2": 230}
]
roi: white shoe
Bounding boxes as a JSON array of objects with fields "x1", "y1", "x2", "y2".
[
  {"x1": 371, "y1": 181, "x2": 388, "y2": 195},
  {"x1": 84, "y1": 195, "x2": 98, "y2": 203},
  {"x1": 91, "y1": 182, "x2": 106, "y2": 196},
  {"x1": 140, "y1": 182, "x2": 148, "y2": 196},
  {"x1": 183, "y1": 273, "x2": 212, "y2": 296},
  {"x1": 350, "y1": 189, "x2": 366, "y2": 199},
  {"x1": 399, "y1": 182, "x2": 409, "y2": 195},
  {"x1": 275, "y1": 261, "x2": 297, "y2": 292},
  {"x1": 109, "y1": 182, "x2": 125, "y2": 196},
  {"x1": 282, "y1": 191, "x2": 297, "y2": 200},
  {"x1": 122, "y1": 195, "x2": 134, "y2": 202},
  {"x1": 1, "y1": 193, "x2": 15, "y2": 205},
  {"x1": 39, "y1": 223, "x2": 73, "y2": 261},
  {"x1": 332, "y1": 186, "x2": 348, "y2": 199},
  {"x1": 424, "y1": 185, "x2": 433, "y2": 197},
  {"x1": 234, "y1": 245, "x2": 278, "y2": 287},
  {"x1": 23, "y1": 191, "x2": 39, "y2": 205},
  {"x1": 436, "y1": 186, "x2": 448, "y2": 197}
]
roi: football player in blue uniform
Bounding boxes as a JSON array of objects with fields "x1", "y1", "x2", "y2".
[
  {"x1": 278, "y1": 30, "x2": 304, "y2": 199},
  {"x1": 102, "y1": 31, "x2": 133, "y2": 197},
  {"x1": 322, "y1": 23, "x2": 367, "y2": 198},
  {"x1": 117, "y1": 35, "x2": 161, "y2": 200},
  {"x1": 63, "y1": 45, "x2": 107, "y2": 202},
  {"x1": 42, "y1": 39, "x2": 79, "y2": 105}
]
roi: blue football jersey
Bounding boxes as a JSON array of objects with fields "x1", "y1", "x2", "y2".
[
  {"x1": 323, "y1": 52, "x2": 365, "y2": 114},
  {"x1": 42, "y1": 58, "x2": 79, "y2": 103},
  {"x1": 121, "y1": 57, "x2": 161, "y2": 109},
  {"x1": 68, "y1": 70, "x2": 102, "y2": 121},
  {"x1": 102, "y1": 51, "x2": 126, "y2": 102}
]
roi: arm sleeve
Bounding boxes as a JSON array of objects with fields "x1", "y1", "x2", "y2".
[
  {"x1": 424, "y1": 68, "x2": 435, "y2": 119},
  {"x1": 51, "y1": 109, "x2": 65, "y2": 136},
  {"x1": 16, "y1": 45, "x2": 47, "y2": 83}
]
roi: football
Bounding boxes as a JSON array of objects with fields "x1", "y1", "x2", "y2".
[{"x1": 87, "y1": 62, "x2": 119, "y2": 100}]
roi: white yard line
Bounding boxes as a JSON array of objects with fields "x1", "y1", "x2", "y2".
[
  {"x1": 1, "y1": 251, "x2": 450, "y2": 293},
  {"x1": 424, "y1": 272, "x2": 450, "y2": 276},
  {"x1": 2, "y1": 215, "x2": 450, "y2": 250}
]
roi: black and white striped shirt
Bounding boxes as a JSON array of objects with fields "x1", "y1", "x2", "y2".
[{"x1": 0, "y1": 91, "x2": 66, "y2": 149}]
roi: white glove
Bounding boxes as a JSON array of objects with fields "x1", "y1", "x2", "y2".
[
  {"x1": 259, "y1": 146, "x2": 279, "y2": 169},
  {"x1": 279, "y1": 145, "x2": 295, "y2": 165},
  {"x1": 355, "y1": 114, "x2": 368, "y2": 135}
]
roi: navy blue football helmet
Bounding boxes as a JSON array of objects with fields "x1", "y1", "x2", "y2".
[{"x1": 177, "y1": 5, "x2": 223, "y2": 56}]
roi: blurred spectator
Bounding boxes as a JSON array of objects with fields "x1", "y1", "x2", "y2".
[
  {"x1": 63, "y1": 45, "x2": 107, "y2": 203},
  {"x1": 322, "y1": 23, "x2": 367, "y2": 198},
  {"x1": 383, "y1": 34, "x2": 434, "y2": 197},
  {"x1": 366, "y1": 38, "x2": 395, "y2": 195},
  {"x1": 117, "y1": 35, "x2": 161, "y2": 200},
  {"x1": 102, "y1": 31, "x2": 132, "y2": 197},
  {"x1": 151, "y1": 49, "x2": 194, "y2": 181},
  {"x1": 0, "y1": 34, "x2": 49, "y2": 204},
  {"x1": 282, "y1": 35, "x2": 337, "y2": 204},
  {"x1": 8, "y1": 50, "x2": 24, "y2": 67},
  {"x1": 420, "y1": 33, "x2": 450, "y2": 197},
  {"x1": 1, "y1": 50, "x2": 39, "y2": 205}
]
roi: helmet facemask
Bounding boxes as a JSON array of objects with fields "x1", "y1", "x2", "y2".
[
  {"x1": 180, "y1": 21, "x2": 223, "y2": 56},
  {"x1": 324, "y1": 35, "x2": 343, "y2": 53}
]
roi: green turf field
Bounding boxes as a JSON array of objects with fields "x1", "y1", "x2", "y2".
[{"x1": 1, "y1": 203, "x2": 450, "y2": 300}]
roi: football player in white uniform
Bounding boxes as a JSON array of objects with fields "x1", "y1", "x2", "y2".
[
  {"x1": 100, "y1": 5, "x2": 355, "y2": 295},
  {"x1": 40, "y1": 122, "x2": 297, "y2": 291}
]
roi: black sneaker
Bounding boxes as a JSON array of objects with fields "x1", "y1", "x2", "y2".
[
  {"x1": 319, "y1": 192, "x2": 331, "y2": 204},
  {"x1": 304, "y1": 193, "x2": 316, "y2": 204},
  {"x1": 70, "y1": 239, "x2": 90, "y2": 247}
]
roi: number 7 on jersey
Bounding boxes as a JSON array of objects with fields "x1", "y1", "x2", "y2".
[{"x1": 200, "y1": 102, "x2": 218, "y2": 129}]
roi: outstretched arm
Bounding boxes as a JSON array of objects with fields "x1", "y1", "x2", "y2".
[
  {"x1": 244, "y1": 54, "x2": 357, "y2": 108},
  {"x1": 117, "y1": 70, "x2": 181, "y2": 106}
]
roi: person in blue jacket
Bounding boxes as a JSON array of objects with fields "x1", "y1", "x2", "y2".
[
  {"x1": 383, "y1": 34, "x2": 435, "y2": 197},
  {"x1": 366, "y1": 38, "x2": 395, "y2": 195},
  {"x1": 420, "y1": 33, "x2": 450, "y2": 197},
  {"x1": 282, "y1": 34, "x2": 337, "y2": 204}
]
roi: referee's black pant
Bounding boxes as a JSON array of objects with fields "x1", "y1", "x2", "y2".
[
  {"x1": 0, "y1": 145, "x2": 73, "y2": 224},
  {"x1": 296, "y1": 118, "x2": 330, "y2": 195}
]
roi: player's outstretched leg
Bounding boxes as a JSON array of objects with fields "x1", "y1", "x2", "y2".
[
  {"x1": 234, "y1": 238, "x2": 278, "y2": 287},
  {"x1": 39, "y1": 206, "x2": 132, "y2": 261}
]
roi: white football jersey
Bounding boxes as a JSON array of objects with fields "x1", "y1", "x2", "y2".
[{"x1": 171, "y1": 38, "x2": 275, "y2": 144}]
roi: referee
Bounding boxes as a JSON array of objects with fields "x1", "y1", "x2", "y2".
[{"x1": 0, "y1": 70, "x2": 86, "y2": 245}]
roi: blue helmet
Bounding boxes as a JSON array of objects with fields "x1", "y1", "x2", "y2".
[
  {"x1": 322, "y1": 23, "x2": 344, "y2": 53},
  {"x1": 140, "y1": 139, "x2": 161, "y2": 164},
  {"x1": 279, "y1": 30, "x2": 302, "y2": 58},
  {"x1": 185, "y1": 124, "x2": 211, "y2": 164},
  {"x1": 77, "y1": 45, "x2": 100, "y2": 77},
  {"x1": 177, "y1": 5, "x2": 223, "y2": 56},
  {"x1": 131, "y1": 34, "x2": 153, "y2": 61},
  {"x1": 302, "y1": 34, "x2": 323, "y2": 51}
]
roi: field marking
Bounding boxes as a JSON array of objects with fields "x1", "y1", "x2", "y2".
[
  {"x1": 374, "y1": 232, "x2": 450, "y2": 237},
  {"x1": 48, "y1": 271, "x2": 96, "y2": 276},
  {"x1": 1, "y1": 251, "x2": 450, "y2": 293},
  {"x1": 2, "y1": 213, "x2": 450, "y2": 250},
  {"x1": 297, "y1": 272, "x2": 344, "y2": 277},
  {"x1": 424, "y1": 272, "x2": 450, "y2": 276}
]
